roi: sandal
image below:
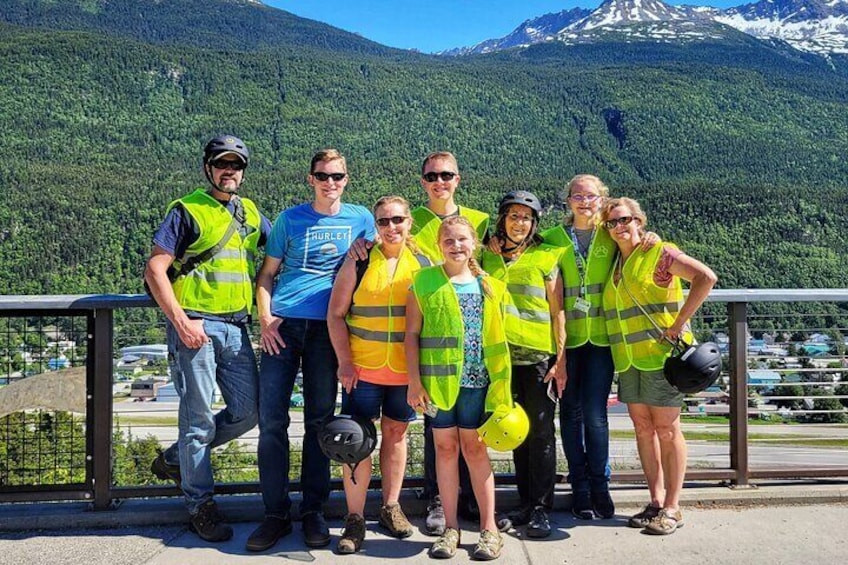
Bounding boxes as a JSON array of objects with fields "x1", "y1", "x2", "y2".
[{"x1": 643, "y1": 508, "x2": 684, "y2": 535}]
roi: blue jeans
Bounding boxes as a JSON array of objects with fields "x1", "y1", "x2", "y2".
[
  {"x1": 257, "y1": 318, "x2": 338, "y2": 517},
  {"x1": 561, "y1": 343, "x2": 614, "y2": 494},
  {"x1": 164, "y1": 320, "x2": 259, "y2": 513}
]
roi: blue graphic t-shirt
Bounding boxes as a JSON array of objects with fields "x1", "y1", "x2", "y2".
[
  {"x1": 453, "y1": 279, "x2": 489, "y2": 389},
  {"x1": 267, "y1": 202, "x2": 375, "y2": 320}
]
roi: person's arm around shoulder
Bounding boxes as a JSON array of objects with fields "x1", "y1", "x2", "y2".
[
  {"x1": 144, "y1": 246, "x2": 208, "y2": 349},
  {"x1": 327, "y1": 257, "x2": 359, "y2": 393},
  {"x1": 662, "y1": 247, "x2": 718, "y2": 342},
  {"x1": 404, "y1": 288, "x2": 430, "y2": 412},
  {"x1": 544, "y1": 271, "x2": 567, "y2": 397},
  {"x1": 255, "y1": 255, "x2": 286, "y2": 354}
]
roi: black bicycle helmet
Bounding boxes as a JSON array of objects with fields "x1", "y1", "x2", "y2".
[
  {"x1": 203, "y1": 134, "x2": 250, "y2": 165},
  {"x1": 664, "y1": 340, "x2": 723, "y2": 394},
  {"x1": 498, "y1": 190, "x2": 543, "y2": 218},
  {"x1": 318, "y1": 414, "x2": 377, "y2": 466}
]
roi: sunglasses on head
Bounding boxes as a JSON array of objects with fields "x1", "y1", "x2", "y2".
[
  {"x1": 603, "y1": 216, "x2": 636, "y2": 230},
  {"x1": 422, "y1": 171, "x2": 457, "y2": 183},
  {"x1": 210, "y1": 159, "x2": 246, "y2": 171},
  {"x1": 376, "y1": 215, "x2": 408, "y2": 227},
  {"x1": 312, "y1": 172, "x2": 347, "y2": 182}
]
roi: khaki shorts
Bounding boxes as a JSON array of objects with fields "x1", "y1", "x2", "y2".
[{"x1": 617, "y1": 366, "x2": 684, "y2": 408}]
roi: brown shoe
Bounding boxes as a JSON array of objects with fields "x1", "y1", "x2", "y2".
[
  {"x1": 379, "y1": 502, "x2": 414, "y2": 539},
  {"x1": 628, "y1": 504, "x2": 661, "y2": 528},
  {"x1": 643, "y1": 508, "x2": 684, "y2": 535},
  {"x1": 472, "y1": 529, "x2": 503, "y2": 561},
  {"x1": 337, "y1": 514, "x2": 366, "y2": 554},
  {"x1": 430, "y1": 527, "x2": 461, "y2": 559}
]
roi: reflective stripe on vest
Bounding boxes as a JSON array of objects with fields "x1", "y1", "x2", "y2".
[
  {"x1": 410, "y1": 206, "x2": 489, "y2": 264},
  {"x1": 169, "y1": 189, "x2": 261, "y2": 317},
  {"x1": 411, "y1": 266, "x2": 512, "y2": 412},
  {"x1": 347, "y1": 246, "x2": 423, "y2": 372},
  {"x1": 542, "y1": 224, "x2": 617, "y2": 348},
  {"x1": 601, "y1": 244, "x2": 693, "y2": 372},
  {"x1": 482, "y1": 245, "x2": 561, "y2": 354}
]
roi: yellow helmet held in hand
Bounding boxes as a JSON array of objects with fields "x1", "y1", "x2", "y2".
[{"x1": 477, "y1": 402, "x2": 529, "y2": 452}]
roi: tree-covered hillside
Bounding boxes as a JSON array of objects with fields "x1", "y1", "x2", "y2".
[{"x1": 0, "y1": 5, "x2": 847, "y2": 297}]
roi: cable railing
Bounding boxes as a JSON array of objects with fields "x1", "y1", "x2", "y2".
[{"x1": 1, "y1": 290, "x2": 847, "y2": 509}]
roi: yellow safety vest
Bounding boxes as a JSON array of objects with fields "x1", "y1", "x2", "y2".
[
  {"x1": 481, "y1": 245, "x2": 562, "y2": 354},
  {"x1": 347, "y1": 245, "x2": 425, "y2": 372},
  {"x1": 411, "y1": 266, "x2": 512, "y2": 412},
  {"x1": 602, "y1": 244, "x2": 693, "y2": 372},
  {"x1": 542, "y1": 224, "x2": 617, "y2": 348},
  {"x1": 169, "y1": 189, "x2": 261, "y2": 317},
  {"x1": 411, "y1": 206, "x2": 489, "y2": 263}
]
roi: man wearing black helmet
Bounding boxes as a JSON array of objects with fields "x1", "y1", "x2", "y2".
[{"x1": 144, "y1": 135, "x2": 271, "y2": 542}]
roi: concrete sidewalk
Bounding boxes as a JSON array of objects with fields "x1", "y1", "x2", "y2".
[{"x1": 2, "y1": 484, "x2": 848, "y2": 565}]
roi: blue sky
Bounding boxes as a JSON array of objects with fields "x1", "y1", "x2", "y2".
[{"x1": 265, "y1": 1, "x2": 743, "y2": 53}]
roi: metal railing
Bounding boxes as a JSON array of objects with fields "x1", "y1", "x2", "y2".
[{"x1": 1, "y1": 290, "x2": 847, "y2": 510}]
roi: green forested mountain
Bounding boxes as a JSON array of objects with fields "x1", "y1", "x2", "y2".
[{"x1": 0, "y1": 0, "x2": 847, "y2": 299}]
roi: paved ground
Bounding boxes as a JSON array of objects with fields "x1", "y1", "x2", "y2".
[{"x1": 2, "y1": 483, "x2": 848, "y2": 565}]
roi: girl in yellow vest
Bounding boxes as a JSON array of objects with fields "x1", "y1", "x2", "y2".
[
  {"x1": 482, "y1": 190, "x2": 565, "y2": 539},
  {"x1": 327, "y1": 196, "x2": 428, "y2": 554},
  {"x1": 601, "y1": 197, "x2": 717, "y2": 535},
  {"x1": 541, "y1": 175, "x2": 659, "y2": 521},
  {"x1": 406, "y1": 215, "x2": 511, "y2": 560}
]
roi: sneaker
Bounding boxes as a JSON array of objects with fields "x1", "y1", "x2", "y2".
[
  {"x1": 337, "y1": 513, "x2": 366, "y2": 554},
  {"x1": 246, "y1": 515, "x2": 293, "y2": 552},
  {"x1": 591, "y1": 490, "x2": 616, "y2": 519},
  {"x1": 506, "y1": 504, "x2": 533, "y2": 527},
  {"x1": 526, "y1": 506, "x2": 551, "y2": 539},
  {"x1": 430, "y1": 527, "x2": 460, "y2": 559},
  {"x1": 628, "y1": 504, "x2": 661, "y2": 529},
  {"x1": 458, "y1": 493, "x2": 480, "y2": 521},
  {"x1": 643, "y1": 508, "x2": 684, "y2": 535},
  {"x1": 571, "y1": 491, "x2": 594, "y2": 520},
  {"x1": 471, "y1": 529, "x2": 503, "y2": 561},
  {"x1": 189, "y1": 500, "x2": 233, "y2": 542},
  {"x1": 150, "y1": 451, "x2": 181, "y2": 486},
  {"x1": 302, "y1": 511, "x2": 331, "y2": 548},
  {"x1": 379, "y1": 502, "x2": 414, "y2": 538},
  {"x1": 425, "y1": 496, "x2": 447, "y2": 536}
]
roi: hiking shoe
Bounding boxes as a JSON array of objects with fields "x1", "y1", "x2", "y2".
[
  {"x1": 337, "y1": 513, "x2": 366, "y2": 554},
  {"x1": 526, "y1": 506, "x2": 551, "y2": 539},
  {"x1": 472, "y1": 529, "x2": 503, "y2": 561},
  {"x1": 189, "y1": 500, "x2": 233, "y2": 542},
  {"x1": 379, "y1": 502, "x2": 414, "y2": 538},
  {"x1": 571, "y1": 491, "x2": 594, "y2": 520},
  {"x1": 151, "y1": 451, "x2": 181, "y2": 486},
  {"x1": 246, "y1": 515, "x2": 293, "y2": 552},
  {"x1": 643, "y1": 508, "x2": 684, "y2": 535},
  {"x1": 302, "y1": 511, "x2": 331, "y2": 548},
  {"x1": 430, "y1": 527, "x2": 461, "y2": 559},
  {"x1": 506, "y1": 504, "x2": 533, "y2": 527},
  {"x1": 592, "y1": 490, "x2": 616, "y2": 519},
  {"x1": 425, "y1": 496, "x2": 447, "y2": 536},
  {"x1": 628, "y1": 504, "x2": 661, "y2": 528}
]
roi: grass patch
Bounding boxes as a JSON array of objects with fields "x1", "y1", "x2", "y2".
[{"x1": 115, "y1": 415, "x2": 178, "y2": 426}]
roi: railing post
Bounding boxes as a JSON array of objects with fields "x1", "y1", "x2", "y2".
[
  {"x1": 728, "y1": 301, "x2": 749, "y2": 486},
  {"x1": 87, "y1": 308, "x2": 114, "y2": 510}
]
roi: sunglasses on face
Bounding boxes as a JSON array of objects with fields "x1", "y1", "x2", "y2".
[
  {"x1": 210, "y1": 159, "x2": 246, "y2": 171},
  {"x1": 422, "y1": 171, "x2": 457, "y2": 183},
  {"x1": 568, "y1": 193, "x2": 600, "y2": 203},
  {"x1": 376, "y1": 215, "x2": 408, "y2": 227},
  {"x1": 312, "y1": 172, "x2": 347, "y2": 182},
  {"x1": 603, "y1": 216, "x2": 636, "y2": 230}
]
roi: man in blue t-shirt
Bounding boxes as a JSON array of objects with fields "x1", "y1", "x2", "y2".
[{"x1": 247, "y1": 149, "x2": 375, "y2": 552}]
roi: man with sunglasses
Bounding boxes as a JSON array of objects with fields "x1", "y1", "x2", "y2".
[
  {"x1": 144, "y1": 135, "x2": 271, "y2": 542},
  {"x1": 250, "y1": 148, "x2": 376, "y2": 552}
]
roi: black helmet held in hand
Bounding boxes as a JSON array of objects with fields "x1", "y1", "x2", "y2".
[
  {"x1": 203, "y1": 134, "x2": 250, "y2": 165},
  {"x1": 663, "y1": 340, "x2": 723, "y2": 394},
  {"x1": 318, "y1": 414, "x2": 377, "y2": 466},
  {"x1": 498, "y1": 190, "x2": 543, "y2": 218}
]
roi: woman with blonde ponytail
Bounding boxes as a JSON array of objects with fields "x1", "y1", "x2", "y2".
[{"x1": 405, "y1": 215, "x2": 511, "y2": 561}]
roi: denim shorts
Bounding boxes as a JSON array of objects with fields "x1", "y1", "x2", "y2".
[
  {"x1": 617, "y1": 366, "x2": 684, "y2": 408},
  {"x1": 430, "y1": 386, "x2": 487, "y2": 430},
  {"x1": 341, "y1": 380, "x2": 416, "y2": 423}
]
